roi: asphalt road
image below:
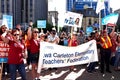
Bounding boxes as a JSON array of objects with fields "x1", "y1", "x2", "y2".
[{"x1": 2, "y1": 64, "x2": 120, "y2": 80}]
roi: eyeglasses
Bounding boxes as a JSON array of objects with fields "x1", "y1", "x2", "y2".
[
  {"x1": 33, "y1": 31, "x2": 39, "y2": 33},
  {"x1": 13, "y1": 34, "x2": 19, "y2": 36},
  {"x1": 73, "y1": 34, "x2": 77, "y2": 36}
]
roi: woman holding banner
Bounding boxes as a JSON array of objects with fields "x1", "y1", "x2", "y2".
[
  {"x1": 1, "y1": 29, "x2": 27, "y2": 80},
  {"x1": 68, "y1": 32, "x2": 78, "y2": 71}
]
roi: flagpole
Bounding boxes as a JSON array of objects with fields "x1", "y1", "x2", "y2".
[
  {"x1": 90, "y1": 0, "x2": 92, "y2": 8},
  {"x1": 96, "y1": 0, "x2": 105, "y2": 31},
  {"x1": 99, "y1": 11, "x2": 102, "y2": 31}
]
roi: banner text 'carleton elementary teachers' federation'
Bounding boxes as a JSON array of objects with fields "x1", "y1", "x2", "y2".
[{"x1": 37, "y1": 40, "x2": 98, "y2": 73}]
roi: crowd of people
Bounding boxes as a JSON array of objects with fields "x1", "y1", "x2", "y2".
[{"x1": 0, "y1": 22, "x2": 120, "y2": 80}]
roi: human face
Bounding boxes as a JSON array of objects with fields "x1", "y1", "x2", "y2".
[
  {"x1": 75, "y1": 18, "x2": 80, "y2": 25},
  {"x1": 95, "y1": 32, "x2": 99, "y2": 38},
  {"x1": 51, "y1": 30, "x2": 56, "y2": 37},
  {"x1": 72, "y1": 34, "x2": 77, "y2": 40},
  {"x1": 33, "y1": 31, "x2": 39, "y2": 34},
  {"x1": 1, "y1": 26, "x2": 7, "y2": 33},
  {"x1": 103, "y1": 32, "x2": 107, "y2": 37},
  {"x1": 33, "y1": 29, "x2": 39, "y2": 38},
  {"x1": 40, "y1": 34, "x2": 45, "y2": 41},
  {"x1": 13, "y1": 31, "x2": 20, "y2": 41}
]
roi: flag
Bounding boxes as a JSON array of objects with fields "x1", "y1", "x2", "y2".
[
  {"x1": 96, "y1": 0, "x2": 105, "y2": 14},
  {"x1": 108, "y1": 0, "x2": 110, "y2": 13},
  {"x1": 52, "y1": 16, "x2": 55, "y2": 26}
]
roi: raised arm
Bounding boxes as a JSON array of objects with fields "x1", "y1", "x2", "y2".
[
  {"x1": 27, "y1": 27, "x2": 32, "y2": 40},
  {"x1": 110, "y1": 26, "x2": 115, "y2": 37},
  {"x1": 1, "y1": 31, "x2": 9, "y2": 43}
]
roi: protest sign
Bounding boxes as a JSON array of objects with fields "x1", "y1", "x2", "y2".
[
  {"x1": 64, "y1": 11, "x2": 83, "y2": 28},
  {"x1": 0, "y1": 41, "x2": 9, "y2": 63}
]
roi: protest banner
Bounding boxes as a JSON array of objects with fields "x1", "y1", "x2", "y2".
[{"x1": 37, "y1": 40, "x2": 98, "y2": 73}]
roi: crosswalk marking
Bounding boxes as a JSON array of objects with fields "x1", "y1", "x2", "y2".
[
  {"x1": 65, "y1": 69, "x2": 85, "y2": 80},
  {"x1": 40, "y1": 70, "x2": 69, "y2": 80},
  {"x1": 39, "y1": 69, "x2": 86, "y2": 80}
]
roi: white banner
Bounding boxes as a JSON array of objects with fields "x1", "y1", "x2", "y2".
[
  {"x1": 63, "y1": 11, "x2": 83, "y2": 28},
  {"x1": 37, "y1": 40, "x2": 98, "y2": 73}
]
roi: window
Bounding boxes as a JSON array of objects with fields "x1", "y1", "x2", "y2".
[
  {"x1": 89, "y1": 18, "x2": 91, "y2": 25},
  {"x1": 1, "y1": 5, "x2": 4, "y2": 13},
  {"x1": 7, "y1": 4, "x2": 9, "y2": 9},
  {"x1": 89, "y1": 11, "x2": 92, "y2": 15},
  {"x1": 30, "y1": 14, "x2": 32, "y2": 17},
  {"x1": 30, "y1": 8, "x2": 32, "y2": 12},
  {"x1": 30, "y1": 0, "x2": 33, "y2": 6}
]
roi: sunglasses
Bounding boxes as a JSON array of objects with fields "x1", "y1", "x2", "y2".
[
  {"x1": 16, "y1": 28, "x2": 21, "y2": 31},
  {"x1": 2, "y1": 28, "x2": 6, "y2": 30},
  {"x1": 13, "y1": 34, "x2": 19, "y2": 36},
  {"x1": 33, "y1": 31, "x2": 39, "y2": 33}
]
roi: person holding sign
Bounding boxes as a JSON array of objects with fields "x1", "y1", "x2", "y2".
[
  {"x1": 68, "y1": 32, "x2": 78, "y2": 47},
  {"x1": 1, "y1": 29, "x2": 27, "y2": 80},
  {"x1": 100, "y1": 30, "x2": 112, "y2": 74}
]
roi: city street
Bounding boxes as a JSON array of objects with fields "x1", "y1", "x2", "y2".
[
  {"x1": 2, "y1": 64, "x2": 120, "y2": 80},
  {"x1": 0, "y1": 0, "x2": 120, "y2": 80}
]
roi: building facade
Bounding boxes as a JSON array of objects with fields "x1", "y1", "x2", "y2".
[
  {"x1": 0, "y1": 0, "x2": 22, "y2": 27},
  {"x1": 48, "y1": 11, "x2": 58, "y2": 26},
  {"x1": 74, "y1": 8, "x2": 99, "y2": 31},
  {"x1": 0, "y1": 0, "x2": 48, "y2": 27},
  {"x1": 67, "y1": 0, "x2": 111, "y2": 17},
  {"x1": 66, "y1": 0, "x2": 112, "y2": 32},
  {"x1": 114, "y1": 9, "x2": 120, "y2": 27}
]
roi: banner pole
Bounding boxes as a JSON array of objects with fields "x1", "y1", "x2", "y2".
[
  {"x1": 0, "y1": 62, "x2": 3, "y2": 80},
  {"x1": 41, "y1": 28, "x2": 43, "y2": 33},
  {"x1": 99, "y1": 11, "x2": 102, "y2": 31},
  {"x1": 71, "y1": 27, "x2": 74, "y2": 38},
  {"x1": 57, "y1": 26, "x2": 59, "y2": 33}
]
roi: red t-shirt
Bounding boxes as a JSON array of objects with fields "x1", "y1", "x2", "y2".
[
  {"x1": 68, "y1": 39, "x2": 78, "y2": 46},
  {"x1": 111, "y1": 37, "x2": 117, "y2": 52},
  {"x1": 0, "y1": 34, "x2": 3, "y2": 41},
  {"x1": 8, "y1": 40, "x2": 24, "y2": 64},
  {"x1": 29, "y1": 39, "x2": 40, "y2": 54}
]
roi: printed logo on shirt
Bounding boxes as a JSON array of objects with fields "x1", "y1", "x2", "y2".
[{"x1": 14, "y1": 43, "x2": 17, "y2": 47}]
